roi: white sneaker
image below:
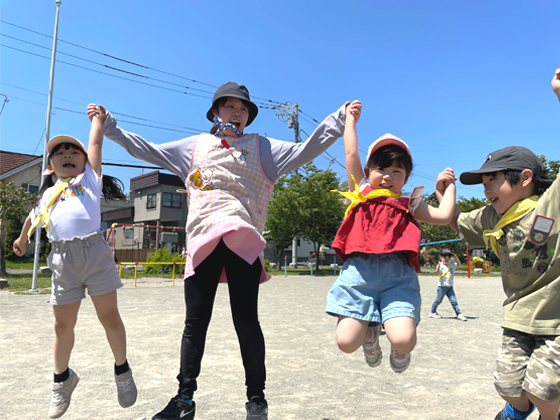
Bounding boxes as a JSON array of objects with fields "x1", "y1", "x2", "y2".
[
  {"x1": 362, "y1": 324, "x2": 382, "y2": 368},
  {"x1": 115, "y1": 369, "x2": 137, "y2": 408},
  {"x1": 48, "y1": 369, "x2": 79, "y2": 419},
  {"x1": 429, "y1": 311, "x2": 442, "y2": 319},
  {"x1": 389, "y1": 347, "x2": 411, "y2": 373},
  {"x1": 457, "y1": 314, "x2": 468, "y2": 321}
]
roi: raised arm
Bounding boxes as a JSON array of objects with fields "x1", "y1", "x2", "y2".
[
  {"x1": 344, "y1": 100, "x2": 364, "y2": 191},
  {"x1": 435, "y1": 259, "x2": 442, "y2": 275},
  {"x1": 435, "y1": 168, "x2": 461, "y2": 230},
  {"x1": 452, "y1": 253, "x2": 461, "y2": 266},
  {"x1": 266, "y1": 102, "x2": 347, "y2": 180},
  {"x1": 102, "y1": 110, "x2": 194, "y2": 181},
  {"x1": 552, "y1": 68, "x2": 560, "y2": 103},
  {"x1": 414, "y1": 168, "x2": 457, "y2": 225},
  {"x1": 87, "y1": 104, "x2": 106, "y2": 176}
]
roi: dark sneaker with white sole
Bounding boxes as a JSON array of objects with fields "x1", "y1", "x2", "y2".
[
  {"x1": 246, "y1": 396, "x2": 268, "y2": 420},
  {"x1": 152, "y1": 396, "x2": 195, "y2": 420}
]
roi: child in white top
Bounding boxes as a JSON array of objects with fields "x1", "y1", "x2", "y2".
[
  {"x1": 13, "y1": 106, "x2": 137, "y2": 418},
  {"x1": 429, "y1": 248, "x2": 467, "y2": 321}
]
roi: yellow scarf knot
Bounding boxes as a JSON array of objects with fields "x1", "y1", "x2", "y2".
[
  {"x1": 482, "y1": 195, "x2": 538, "y2": 258},
  {"x1": 332, "y1": 175, "x2": 402, "y2": 219},
  {"x1": 28, "y1": 177, "x2": 72, "y2": 238}
]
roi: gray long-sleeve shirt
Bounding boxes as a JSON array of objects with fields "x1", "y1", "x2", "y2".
[{"x1": 102, "y1": 104, "x2": 347, "y2": 184}]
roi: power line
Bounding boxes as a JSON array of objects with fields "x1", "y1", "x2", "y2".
[
  {"x1": 0, "y1": 20, "x2": 285, "y2": 105},
  {"x1": 0, "y1": 88, "x2": 208, "y2": 134}
]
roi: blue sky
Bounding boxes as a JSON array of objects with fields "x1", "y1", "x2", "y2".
[{"x1": 2, "y1": 0, "x2": 559, "y2": 200}]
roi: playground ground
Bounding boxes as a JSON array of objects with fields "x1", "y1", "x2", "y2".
[{"x1": 0, "y1": 273, "x2": 542, "y2": 420}]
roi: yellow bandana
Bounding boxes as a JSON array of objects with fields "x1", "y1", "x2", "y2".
[
  {"x1": 482, "y1": 195, "x2": 538, "y2": 258},
  {"x1": 333, "y1": 175, "x2": 402, "y2": 219},
  {"x1": 28, "y1": 177, "x2": 71, "y2": 238}
]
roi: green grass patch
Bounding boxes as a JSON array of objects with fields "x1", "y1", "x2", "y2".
[
  {"x1": 1, "y1": 272, "x2": 51, "y2": 293},
  {"x1": 5, "y1": 260, "x2": 48, "y2": 270}
]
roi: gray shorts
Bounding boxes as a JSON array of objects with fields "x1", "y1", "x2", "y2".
[
  {"x1": 494, "y1": 328, "x2": 560, "y2": 402},
  {"x1": 47, "y1": 231, "x2": 123, "y2": 305}
]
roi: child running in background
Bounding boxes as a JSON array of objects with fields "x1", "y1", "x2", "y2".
[
  {"x1": 441, "y1": 70, "x2": 560, "y2": 420},
  {"x1": 93, "y1": 81, "x2": 350, "y2": 420},
  {"x1": 429, "y1": 248, "x2": 467, "y2": 321},
  {"x1": 326, "y1": 100, "x2": 457, "y2": 373},
  {"x1": 12, "y1": 107, "x2": 137, "y2": 418}
]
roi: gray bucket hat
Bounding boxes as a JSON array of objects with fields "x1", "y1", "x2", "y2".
[{"x1": 206, "y1": 82, "x2": 259, "y2": 127}]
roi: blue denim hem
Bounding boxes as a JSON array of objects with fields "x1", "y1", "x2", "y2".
[{"x1": 325, "y1": 307, "x2": 381, "y2": 323}]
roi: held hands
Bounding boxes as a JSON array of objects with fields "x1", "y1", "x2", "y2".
[
  {"x1": 552, "y1": 69, "x2": 560, "y2": 100},
  {"x1": 345, "y1": 100, "x2": 362, "y2": 123},
  {"x1": 436, "y1": 168, "x2": 457, "y2": 195},
  {"x1": 87, "y1": 103, "x2": 108, "y2": 123}
]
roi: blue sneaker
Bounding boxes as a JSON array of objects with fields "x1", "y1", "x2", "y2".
[{"x1": 494, "y1": 402, "x2": 534, "y2": 420}]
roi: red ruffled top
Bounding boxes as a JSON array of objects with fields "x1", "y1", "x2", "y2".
[{"x1": 332, "y1": 185, "x2": 421, "y2": 271}]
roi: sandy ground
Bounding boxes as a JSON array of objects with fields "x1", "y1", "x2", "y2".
[{"x1": 0, "y1": 274, "x2": 541, "y2": 420}]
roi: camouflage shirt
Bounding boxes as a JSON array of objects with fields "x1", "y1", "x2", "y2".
[{"x1": 457, "y1": 178, "x2": 560, "y2": 335}]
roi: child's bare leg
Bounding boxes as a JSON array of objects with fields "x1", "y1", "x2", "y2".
[
  {"x1": 53, "y1": 301, "x2": 81, "y2": 373},
  {"x1": 384, "y1": 316, "x2": 416, "y2": 353},
  {"x1": 336, "y1": 316, "x2": 370, "y2": 353},
  {"x1": 527, "y1": 393, "x2": 560, "y2": 420},
  {"x1": 500, "y1": 394, "x2": 532, "y2": 412},
  {"x1": 91, "y1": 291, "x2": 126, "y2": 365}
]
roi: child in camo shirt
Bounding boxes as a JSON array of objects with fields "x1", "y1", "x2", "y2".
[{"x1": 436, "y1": 69, "x2": 560, "y2": 420}]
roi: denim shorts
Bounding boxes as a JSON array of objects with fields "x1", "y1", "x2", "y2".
[
  {"x1": 48, "y1": 230, "x2": 123, "y2": 305},
  {"x1": 325, "y1": 252, "x2": 421, "y2": 324}
]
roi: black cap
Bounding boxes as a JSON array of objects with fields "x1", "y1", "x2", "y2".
[
  {"x1": 206, "y1": 82, "x2": 259, "y2": 127},
  {"x1": 440, "y1": 248, "x2": 452, "y2": 256},
  {"x1": 460, "y1": 146, "x2": 545, "y2": 185}
]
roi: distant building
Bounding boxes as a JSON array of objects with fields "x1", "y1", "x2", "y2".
[{"x1": 103, "y1": 171, "x2": 188, "y2": 259}]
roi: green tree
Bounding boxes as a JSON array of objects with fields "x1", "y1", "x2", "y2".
[
  {"x1": 0, "y1": 182, "x2": 33, "y2": 275},
  {"x1": 298, "y1": 163, "x2": 346, "y2": 269},
  {"x1": 264, "y1": 172, "x2": 304, "y2": 264},
  {"x1": 539, "y1": 155, "x2": 559, "y2": 180},
  {"x1": 264, "y1": 163, "x2": 346, "y2": 267}
]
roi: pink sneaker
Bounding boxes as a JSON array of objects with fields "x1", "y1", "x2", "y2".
[
  {"x1": 362, "y1": 324, "x2": 382, "y2": 367},
  {"x1": 390, "y1": 347, "x2": 411, "y2": 373}
]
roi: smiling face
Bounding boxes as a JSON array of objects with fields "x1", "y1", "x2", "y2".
[
  {"x1": 212, "y1": 97, "x2": 250, "y2": 137},
  {"x1": 365, "y1": 163, "x2": 407, "y2": 194},
  {"x1": 48, "y1": 143, "x2": 87, "y2": 178},
  {"x1": 481, "y1": 170, "x2": 533, "y2": 215}
]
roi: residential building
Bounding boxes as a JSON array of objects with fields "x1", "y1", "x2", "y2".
[{"x1": 103, "y1": 171, "x2": 188, "y2": 259}]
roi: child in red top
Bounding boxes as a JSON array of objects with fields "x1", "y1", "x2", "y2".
[{"x1": 326, "y1": 100, "x2": 457, "y2": 373}]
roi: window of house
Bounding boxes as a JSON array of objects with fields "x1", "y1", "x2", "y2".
[
  {"x1": 124, "y1": 227, "x2": 134, "y2": 239},
  {"x1": 162, "y1": 192, "x2": 182, "y2": 208},
  {"x1": 28, "y1": 184, "x2": 39, "y2": 194},
  {"x1": 147, "y1": 194, "x2": 157, "y2": 209}
]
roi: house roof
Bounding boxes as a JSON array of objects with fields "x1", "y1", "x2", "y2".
[
  {"x1": 0, "y1": 150, "x2": 42, "y2": 179},
  {"x1": 130, "y1": 170, "x2": 185, "y2": 191}
]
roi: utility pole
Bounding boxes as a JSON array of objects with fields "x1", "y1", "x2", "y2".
[
  {"x1": 30, "y1": 0, "x2": 62, "y2": 292},
  {"x1": 274, "y1": 103, "x2": 300, "y2": 267}
]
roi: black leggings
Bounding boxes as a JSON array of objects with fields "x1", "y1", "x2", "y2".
[{"x1": 177, "y1": 239, "x2": 265, "y2": 400}]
